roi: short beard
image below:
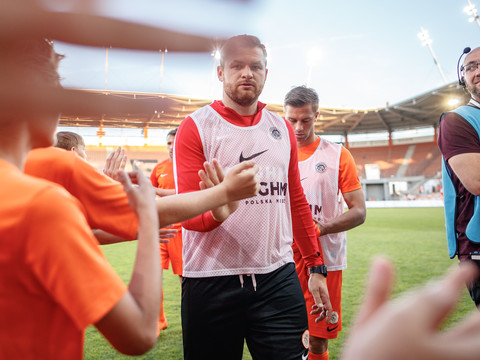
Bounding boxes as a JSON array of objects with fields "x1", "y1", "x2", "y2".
[
  {"x1": 466, "y1": 83, "x2": 480, "y2": 100},
  {"x1": 224, "y1": 84, "x2": 263, "y2": 107}
]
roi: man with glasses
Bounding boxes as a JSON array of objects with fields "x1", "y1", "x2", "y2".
[{"x1": 438, "y1": 46, "x2": 480, "y2": 307}]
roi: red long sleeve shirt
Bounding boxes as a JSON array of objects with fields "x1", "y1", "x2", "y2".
[{"x1": 174, "y1": 100, "x2": 324, "y2": 269}]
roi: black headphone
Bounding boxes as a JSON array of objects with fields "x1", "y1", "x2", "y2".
[{"x1": 458, "y1": 47, "x2": 471, "y2": 87}]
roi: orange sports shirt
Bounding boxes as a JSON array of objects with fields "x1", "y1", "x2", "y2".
[
  {"x1": 150, "y1": 159, "x2": 176, "y2": 190},
  {"x1": 24, "y1": 147, "x2": 138, "y2": 240},
  {"x1": 150, "y1": 159, "x2": 180, "y2": 231},
  {"x1": 0, "y1": 159, "x2": 127, "y2": 359},
  {"x1": 150, "y1": 158, "x2": 183, "y2": 275}
]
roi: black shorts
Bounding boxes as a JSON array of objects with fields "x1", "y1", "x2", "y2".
[
  {"x1": 181, "y1": 262, "x2": 309, "y2": 360},
  {"x1": 467, "y1": 259, "x2": 480, "y2": 307}
]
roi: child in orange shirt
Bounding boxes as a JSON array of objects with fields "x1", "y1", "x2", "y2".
[{"x1": 1, "y1": 37, "x2": 259, "y2": 359}]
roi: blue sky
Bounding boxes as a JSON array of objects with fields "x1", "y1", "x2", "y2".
[{"x1": 54, "y1": 0, "x2": 480, "y2": 110}]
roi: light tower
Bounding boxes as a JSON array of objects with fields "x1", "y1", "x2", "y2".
[
  {"x1": 464, "y1": 0, "x2": 480, "y2": 30},
  {"x1": 417, "y1": 27, "x2": 448, "y2": 84}
]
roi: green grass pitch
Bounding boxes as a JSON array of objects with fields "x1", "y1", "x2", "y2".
[{"x1": 83, "y1": 207, "x2": 474, "y2": 359}]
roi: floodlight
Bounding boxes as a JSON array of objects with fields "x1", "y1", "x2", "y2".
[{"x1": 464, "y1": 0, "x2": 480, "y2": 29}]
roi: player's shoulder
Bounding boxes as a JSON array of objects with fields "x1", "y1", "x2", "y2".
[
  {"x1": 340, "y1": 144, "x2": 353, "y2": 156},
  {"x1": 189, "y1": 103, "x2": 214, "y2": 119},
  {"x1": 263, "y1": 108, "x2": 284, "y2": 121},
  {"x1": 440, "y1": 109, "x2": 477, "y2": 140},
  {"x1": 9, "y1": 166, "x2": 76, "y2": 214},
  {"x1": 25, "y1": 171, "x2": 73, "y2": 198},
  {"x1": 338, "y1": 146, "x2": 357, "y2": 172},
  {"x1": 26, "y1": 146, "x2": 76, "y2": 167},
  {"x1": 151, "y1": 162, "x2": 162, "y2": 172},
  {"x1": 156, "y1": 158, "x2": 171, "y2": 169},
  {"x1": 27, "y1": 179, "x2": 87, "y2": 228}
]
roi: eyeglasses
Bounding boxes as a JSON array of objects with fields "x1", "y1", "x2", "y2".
[{"x1": 462, "y1": 62, "x2": 480, "y2": 73}]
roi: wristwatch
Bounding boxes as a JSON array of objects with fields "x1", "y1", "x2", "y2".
[{"x1": 308, "y1": 265, "x2": 327, "y2": 277}]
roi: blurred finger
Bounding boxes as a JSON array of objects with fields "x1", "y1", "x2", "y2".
[
  {"x1": 113, "y1": 148, "x2": 125, "y2": 170},
  {"x1": 198, "y1": 169, "x2": 215, "y2": 189},
  {"x1": 130, "y1": 170, "x2": 149, "y2": 187},
  {"x1": 119, "y1": 154, "x2": 127, "y2": 171},
  {"x1": 212, "y1": 159, "x2": 225, "y2": 182},
  {"x1": 159, "y1": 234, "x2": 175, "y2": 239},
  {"x1": 311, "y1": 304, "x2": 326, "y2": 323},
  {"x1": 159, "y1": 229, "x2": 177, "y2": 235},
  {"x1": 420, "y1": 309, "x2": 480, "y2": 359},
  {"x1": 116, "y1": 171, "x2": 133, "y2": 192},
  {"x1": 203, "y1": 161, "x2": 220, "y2": 185},
  {"x1": 0, "y1": 2, "x2": 222, "y2": 52},
  {"x1": 103, "y1": 151, "x2": 114, "y2": 174},
  {"x1": 232, "y1": 160, "x2": 255, "y2": 174},
  {"x1": 159, "y1": 235, "x2": 174, "y2": 239},
  {"x1": 417, "y1": 261, "x2": 478, "y2": 330}
]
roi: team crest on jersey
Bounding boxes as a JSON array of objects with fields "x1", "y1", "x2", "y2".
[
  {"x1": 315, "y1": 162, "x2": 327, "y2": 173},
  {"x1": 269, "y1": 126, "x2": 282, "y2": 140},
  {"x1": 301, "y1": 329, "x2": 309, "y2": 349}
]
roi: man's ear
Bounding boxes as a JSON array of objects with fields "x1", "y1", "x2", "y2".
[{"x1": 217, "y1": 65, "x2": 224, "y2": 82}]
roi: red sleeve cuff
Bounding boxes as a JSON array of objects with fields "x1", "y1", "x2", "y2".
[
  {"x1": 181, "y1": 210, "x2": 223, "y2": 232},
  {"x1": 303, "y1": 253, "x2": 325, "y2": 268}
]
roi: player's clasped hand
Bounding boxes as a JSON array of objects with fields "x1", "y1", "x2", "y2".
[
  {"x1": 308, "y1": 273, "x2": 333, "y2": 324},
  {"x1": 158, "y1": 228, "x2": 177, "y2": 243},
  {"x1": 103, "y1": 146, "x2": 127, "y2": 180},
  {"x1": 116, "y1": 170, "x2": 157, "y2": 220},
  {"x1": 310, "y1": 303, "x2": 327, "y2": 323},
  {"x1": 199, "y1": 159, "x2": 260, "y2": 200},
  {"x1": 225, "y1": 160, "x2": 261, "y2": 200}
]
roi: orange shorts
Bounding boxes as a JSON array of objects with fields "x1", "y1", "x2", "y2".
[
  {"x1": 294, "y1": 251, "x2": 342, "y2": 339},
  {"x1": 160, "y1": 227, "x2": 183, "y2": 276}
]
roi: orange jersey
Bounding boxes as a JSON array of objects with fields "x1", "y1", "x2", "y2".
[
  {"x1": 150, "y1": 159, "x2": 175, "y2": 190},
  {"x1": 0, "y1": 159, "x2": 127, "y2": 359},
  {"x1": 24, "y1": 147, "x2": 138, "y2": 240},
  {"x1": 150, "y1": 158, "x2": 183, "y2": 275},
  {"x1": 297, "y1": 137, "x2": 361, "y2": 194}
]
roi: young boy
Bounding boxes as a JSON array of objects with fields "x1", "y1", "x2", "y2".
[{"x1": 0, "y1": 37, "x2": 259, "y2": 359}]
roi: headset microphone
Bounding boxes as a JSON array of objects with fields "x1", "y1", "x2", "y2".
[{"x1": 458, "y1": 47, "x2": 471, "y2": 87}]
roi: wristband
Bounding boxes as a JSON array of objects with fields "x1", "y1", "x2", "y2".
[{"x1": 308, "y1": 264, "x2": 327, "y2": 277}]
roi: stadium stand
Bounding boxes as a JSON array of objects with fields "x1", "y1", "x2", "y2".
[
  {"x1": 349, "y1": 142, "x2": 441, "y2": 180},
  {"x1": 64, "y1": 80, "x2": 465, "y2": 201},
  {"x1": 406, "y1": 142, "x2": 442, "y2": 178},
  {"x1": 350, "y1": 144, "x2": 409, "y2": 179}
]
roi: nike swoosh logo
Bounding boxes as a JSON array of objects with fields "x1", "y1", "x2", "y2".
[
  {"x1": 302, "y1": 352, "x2": 308, "y2": 360},
  {"x1": 300, "y1": 177, "x2": 308, "y2": 182},
  {"x1": 327, "y1": 325, "x2": 339, "y2": 332},
  {"x1": 239, "y1": 149, "x2": 268, "y2": 162},
  {"x1": 160, "y1": 174, "x2": 168, "y2": 177}
]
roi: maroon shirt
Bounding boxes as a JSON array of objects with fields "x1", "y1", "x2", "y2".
[{"x1": 438, "y1": 105, "x2": 480, "y2": 260}]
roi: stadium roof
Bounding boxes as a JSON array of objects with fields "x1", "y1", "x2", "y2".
[{"x1": 59, "y1": 81, "x2": 471, "y2": 136}]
